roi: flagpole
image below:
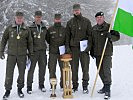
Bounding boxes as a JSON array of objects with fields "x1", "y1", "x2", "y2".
[{"x1": 91, "y1": 0, "x2": 119, "y2": 97}]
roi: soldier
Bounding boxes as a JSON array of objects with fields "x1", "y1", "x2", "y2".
[
  {"x1": 46, "y1": 14, "x2": 66, "y2": 90},
  {"x1": 27, "y1": 11, "x2": 47, "y2": 94},
  {"x1": 91, "y1": 12, "x2": 120, "y2": 99},
  {"x1": 0, "y1": 12, "x2": 33, "y2": 99},
  {"x1": 65, "y1": 4, "x2": 92, "y2": 93}
]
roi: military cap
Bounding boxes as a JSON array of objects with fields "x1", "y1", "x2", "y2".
[
  {"x1": 95, "y1": 11, "x2": 104, "y2": 17},
  {"x1": 15, "y1": 11, "x2": 24, "y2": 16},
  {"x1": 73, "y1": 4, "x2": 81, "y2": 10},
  {"x1": 54, "y1": 14, "x2": 61, "y2": 19},
  {"x1": 35, "y1": 11, "x2": 42, "y2": 16}
]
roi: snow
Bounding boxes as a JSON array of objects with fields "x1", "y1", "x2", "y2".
[{"x1": 0, "y1": 45, "x2": 133, "y2": 100}]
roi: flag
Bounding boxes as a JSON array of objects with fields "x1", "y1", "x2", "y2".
[
  {"x1": 113, "y1": 0, "x2": 133, "y2": 37},
  {"x1": 132, "y1": 38, "x2": 133, "y2": 49}
]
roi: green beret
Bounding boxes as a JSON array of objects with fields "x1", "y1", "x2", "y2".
[
  {"x1": 54, "y1": 14, "x2": 61, "y2": 19},
  {"x1": 15, "y1": 12, "x2": 24, "y2": 16},
  {"x1": 73, "y1": 4, "x2": 81, "y2": 10},
  {"x1": 35, "y1": 11, "x2": 42, "y2": 16}
]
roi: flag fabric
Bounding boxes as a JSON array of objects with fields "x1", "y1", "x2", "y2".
[
  {"x1": 113, "y1": 0, "x2": 133, "y2": 37},
  {"x1": 132, "y1": 38, "x2": 133, "y2": 49}
]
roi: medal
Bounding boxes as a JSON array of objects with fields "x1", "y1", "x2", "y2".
[
  {"x1": 17, "y1": 25, "x2": 21, "y2": 39},
  {"x1": 34, "y1": 35, "x2": 37, "y2": 38},
  {"x1": 11, "y1": 34, "x2": 13, "y2": 38},
  {"x1": 36, "y1": 24, "x2": 42, "y2": 39},
  {"x1": 38, "y1": 35, "x2": 41, "y2": 38},
  {"x1": 17, "y1": 35, "x2": 20, "y2": 39}
]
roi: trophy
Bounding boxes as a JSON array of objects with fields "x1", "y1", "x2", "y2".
[
  {"x1": 60, "y1": 54, "x2": 73, "y2": 98},
  {"x1": 50, "y1": 78, "x2": 57, "y2": 98}
]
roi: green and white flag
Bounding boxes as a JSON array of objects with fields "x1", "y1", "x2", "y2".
[{"x1": 113, "y1": 0, "x2": 133, "y2": 37}]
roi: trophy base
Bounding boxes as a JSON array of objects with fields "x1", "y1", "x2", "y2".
[
  {"x1": 63, "y1": 94, "x2": 73, "y2": 99},
  {"x1": 50, "y1": 94, "x2": 56, "y2": 98},
  {"x1": 63, "y1": 89, "x2": 73, "y2": 99}
]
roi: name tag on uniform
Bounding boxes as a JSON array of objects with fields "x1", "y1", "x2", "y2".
[
  {"x1": 80, "y1": 40, "x2": 88, "y2": 52},
  {"x1": 59, "y1": 45, "x2": 65, "y2": 55}
]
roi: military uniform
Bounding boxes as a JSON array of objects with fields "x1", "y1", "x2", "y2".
[
  {"x1": 91, "y1": 19, "x2": 120, "y2": 97},
  {"x1": 0, "y1": 23, "x2": 33, "y2": 91},
  {"x1": 46, "y1": 14, "x2": 66, "y2": 88},
  {"x1": 27, "y1": 22, "x2": 47, "y2": 89},
  {"x1": 66, "y1": 4, "x2": 92, "y2": 91}
]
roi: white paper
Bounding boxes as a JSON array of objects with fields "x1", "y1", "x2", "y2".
[
  {"x1": 26, "y1": 59, "x2": 31, "y2": 70},
  {"x1": 59, "y1": 45, "x2": 65, "y2": 55},
  {"x1": 80, "y1": 40, "x2": 88, "y2": 52}
]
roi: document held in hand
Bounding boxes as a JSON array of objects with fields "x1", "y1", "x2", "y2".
[
  {"x1": 59, "y1": 45, "x2": 65, "y2": 55},
  {"x1": 80, "y1": 40, "x2": 88, "y2": 52},
  {"x1": 26, "y1": 59, "x2": 31, "y2": 70}
]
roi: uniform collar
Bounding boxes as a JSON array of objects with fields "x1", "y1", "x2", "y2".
[
  {"x1": 12, "y1": 23, "x2": 26, "y2": 29},
  {"x1": 74, "y1": 13, "x2": 82, "y2": 20},
  {"x1": 94, "y1": 21, "x2": 109, "y2": 31},
  {"x1": 32, "y1": 21, "x2": 45, "y2": 27},
  {"x1": 54, "y1": 22, "x2": 61, "y2": 27}
]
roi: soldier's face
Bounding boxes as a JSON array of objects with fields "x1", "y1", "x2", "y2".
[
  {"x1": 54, "y1": 19, "x2": 61, "y2": 23},
  {"x1": 96, "y1": 16, "x2": 105, "y2": 25},
  {"x1": 35, "y1": 16, "x2": 42, "y2": 24},
  {"x1": 73, "y1": 9, "x2": 81, "y2": 15},
  {"x1": 15, "y1": 16, "x2": 24, "y2": 25}
]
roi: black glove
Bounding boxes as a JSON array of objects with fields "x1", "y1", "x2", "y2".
[
  {"x1": 106, "y1": 32, "x2": 112, "y2": 39},
  {"x1": 0, "y1": 52, "x2": 5, "y2": 59},
  {"x1": 90, "y1": 47, "x2": 94, "y2": 59}
]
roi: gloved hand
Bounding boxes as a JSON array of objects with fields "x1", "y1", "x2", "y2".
[
  {"x1": 0, "y1": 52, "x2": 5, "y2": 59},
  {"x1": 90, "y1": 47, "x2": 94, "y2": 59},
  {"x1": 106, "y1": 32, "x2": 112, "y2": 39}
]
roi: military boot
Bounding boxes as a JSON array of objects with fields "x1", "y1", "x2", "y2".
[
  {"x1": 83, "y1": 86, "x2": 89, "y2": 94},
  {"x1": 27, "y1": 86, "x2": 32, "y2": 94},
  {"x1": 97, "y1": 85, "x2": 105, "y2": 94},
  {"x1": 39, "y1": 84, "x2": 46, "y2": 92},
  {"x1": 3, "y1": 90, "x2": 10, "y2": 100},
  {"x1": 104, "y1": 84, "x2": 111, "y2": 99},
  {"x1": 18, "y1": 88, "x2": 24, "y2": 98}
]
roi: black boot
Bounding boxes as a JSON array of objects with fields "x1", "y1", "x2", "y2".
[
  {"x1": 3, "y1": 90, "x2": 10, "y2": 100},
  {"x1": 39, "y1": 84, "x2": 46, "y2": 92},
  {"x1": 83, "y1": 86, "x2": 89, "y2": 94},
  {"x1": 72, "y1": 82, "x2": 78, "y2": 93},
  {"x1": 97, "y1": 85, "x2": 105, "y2": 94},
  {"x1": 18, "y1": 88, "x2": 24, "y2": 98},
  {"x1": 104, "y1": 91, "x2": 111, "y2": 99},
  {"x1": 27, "y1": 86, "x2": 32, "y2": 94},
  {"x1": 104, "y1": 84, "x2": 111, "y2": 99},
  {"x1": 72, "y1": 87, "x2": 78, "y2": 93},
  {"x1": 82, "y1": 81, "x2": 89, "y2": 94}
]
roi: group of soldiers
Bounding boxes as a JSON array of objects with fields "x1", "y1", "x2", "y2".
[{"x1": 0, "y1": 3, "x2": 120, "y2": 100}]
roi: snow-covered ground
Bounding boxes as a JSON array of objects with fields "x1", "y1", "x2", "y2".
[{"x1": 0, "y1": 45, "x2": 133, "y2": 100}]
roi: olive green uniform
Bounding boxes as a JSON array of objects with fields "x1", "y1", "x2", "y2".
[
  {"x1": 91, "y1": 21, "x2": 120, "y2": 85},
  {"x1": 66, "y1": 14, "x2": 92, "y2": 89},
  {"x1": 46, "y1": 22, "x2": 66, "y2": 88},
  {"x1": 0, "y1": 23, "x2": 33, "y2": 90},
  {"x1": 27, "y1": 22, "x2": 47, "y2": 87}
]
